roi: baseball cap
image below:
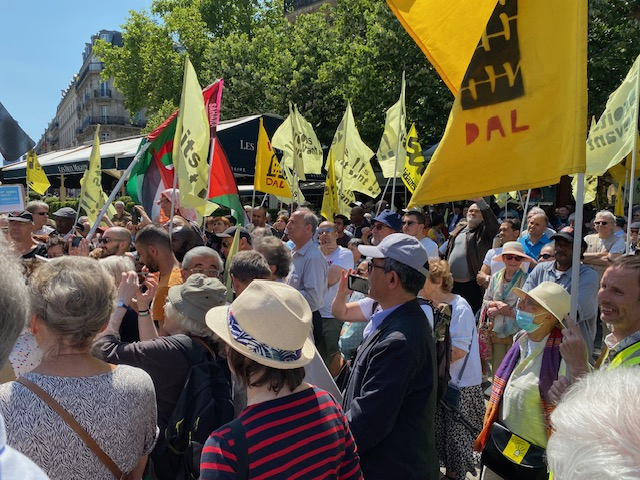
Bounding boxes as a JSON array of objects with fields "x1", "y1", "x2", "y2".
[
  {"x1": 372, "y1": 209, "x2": 403, "y2": 232},
  {"x1": 358, "y1": 233, "x2": 429, "y2": 277},
  {"x1": 217, "y1": 226, "x2": 251, "y2": 241},
  {"x1": 630, "y1": 222, "x2": 640, "y2": 230},
  {"x1": 7, "y1": 211, "x2": 33, "y2": 223},
  {"x1": 53, "y1": 207, "x2": 77, "y2": 218},
  {"x1": 551, "y1": 227, "x2": 587, "y2": 250}
]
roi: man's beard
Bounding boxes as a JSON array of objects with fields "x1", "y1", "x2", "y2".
[{"x1": 467, "y1": 217, "x2": 482, "y2": 229}]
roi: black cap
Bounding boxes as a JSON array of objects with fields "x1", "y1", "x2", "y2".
[{"x1": 551, "y1": 227, "x2": 587, "y2": 250}]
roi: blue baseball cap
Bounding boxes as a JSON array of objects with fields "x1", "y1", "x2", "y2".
[{"x1": 372, "y1": 209, "x2": 403, "y2": 232}]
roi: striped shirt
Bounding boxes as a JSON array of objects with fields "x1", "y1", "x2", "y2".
[{"x1": 200, "y1": 387, "x2": 363, "y2": 479}]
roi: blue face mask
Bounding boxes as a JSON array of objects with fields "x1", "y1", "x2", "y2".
[{"x1": 515, "y1": 309, "x2": 542, "y2": 333}]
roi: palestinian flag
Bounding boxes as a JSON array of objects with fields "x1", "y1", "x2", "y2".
[
  {"x1": 208, "y1": 137, "x2": 245, "y2": 226},
  {"x1": 127, "y1": 80, "x2": 244, "y2": 222}
]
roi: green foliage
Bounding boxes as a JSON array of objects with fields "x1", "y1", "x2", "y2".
[{"x1": 94, "y1": 0, "x2": 640, "y2": 150}]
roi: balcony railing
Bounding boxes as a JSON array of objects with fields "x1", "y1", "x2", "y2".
[{"x1": 94, "y1": 89, "x2": 112, "y2": 98}]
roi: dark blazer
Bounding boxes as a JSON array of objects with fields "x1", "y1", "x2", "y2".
[{"x1": 343, "y1": 299, "x2": 439, "y2": 480}]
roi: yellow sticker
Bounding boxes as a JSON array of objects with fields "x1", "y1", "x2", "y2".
[{"x1": 502, "y1": 434, "x2": 531, "y2": 464}]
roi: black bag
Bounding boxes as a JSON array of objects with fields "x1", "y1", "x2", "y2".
[
  {"x1": 443, "y1": 384, "x2": 461, "y2": 409},
  {"x1": 481, "y1": 422, "x2": 548, "y2": 480},
  {"x1": 152, "y1": 335, "x2": 235, "y2": 480},
  {"x1": 418, "y1": 298, "x2": 452, "y2": 401}
]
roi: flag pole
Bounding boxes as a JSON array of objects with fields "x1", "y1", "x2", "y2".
[
  {"x1": 390, "y1": 72, "x2": 405, "y2": 212},
  {"x1": 570, "y1": 173, "x2": 585, "y2": 320},
  {"x1": 338, "y1": 104, "x2": 350, "y2": 208},
  {"x1": 625, "y1": 130, "x2": 639, "y2": 253},
  {"x1": 86, "y1": 142, "x2": 150, "y2": 241},
  {"x1": 378, "y1": 178, "x2": 392, "y2": 215},
  {"x1": 521, "y1": 188, "x2": 532, "y2": 234}
]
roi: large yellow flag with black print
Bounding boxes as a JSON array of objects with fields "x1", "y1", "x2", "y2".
[{"x1": 408, "y1": 0, "x2": 587, "y2": 206}]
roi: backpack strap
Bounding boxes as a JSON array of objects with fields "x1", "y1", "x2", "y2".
[
  {"x1": 228, "y1": 418, "x2": 249, "y2": 480},
  {"x1": 16, "y1": 377, "x2": 125, "y2": 479}
]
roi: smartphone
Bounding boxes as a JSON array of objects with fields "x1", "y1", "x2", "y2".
[
  {"x1": 71, "y1": 235, "x2": 82, "y2": 248},
  {"x1": 132, "y1": 207, "x2": 140, "y2": 225},
  {"x1": 348, "y1": 274, "x2": 369, "y2": 295}
]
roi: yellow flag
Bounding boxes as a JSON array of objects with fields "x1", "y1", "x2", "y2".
[
  {"x1": 409, "y1": 0, "x2": 587, "y2": 206},
  {"x1": 173, "y1": 56, "x2": 211, "y2": 214},
  {"x1": 26, "y1": 150, "x2": 50, "y2": 195},
  {"x1": 584, "y1": 54, "x2": 640, "y2": 175},
  {"x1": 377, "y1": 72, "x2": 407, "y2": 178},
  {"x1": 386, "y1": 0, "x2": 496, "y2": 95},
  {"x1": 572, "y1": 117, "x2": 598, "y2": 203},
  {"x1": 401, "y1": 124, "x2": 426, "y2": 194},
  {"x1": 333, "y1": 103, "x2": 380, "y2": 198},
  {"x1": 78, "y1": 126, "x2": 106, "y2": 225},
  {"x1": 278, "y1": 162, "x2": 305, "y2": 205},
  {"x1": 321, "y1": 149, "x2": 355, "y2": 222},
  {"x1": 254, "y1": 118, "x2": 292, "y2": 200},
  {"x1": 271, "y1": 103, "x2": 323, "y2": 180}
]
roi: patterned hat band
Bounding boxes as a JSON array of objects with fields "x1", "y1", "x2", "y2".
[{"x1": 227, "y1": 309, "x2": 302, "y2": 363}]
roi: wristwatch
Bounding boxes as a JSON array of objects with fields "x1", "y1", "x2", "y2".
[{"x1": 116, "y1": 299, "x2": 129, "y2": 309}]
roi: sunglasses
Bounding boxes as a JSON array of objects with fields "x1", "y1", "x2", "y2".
[
  {"x1": 594, "y1": 221, "x2": 609, "y2": 225},
  {"x1": 402, "y1": 221, "x2": 417, "y2": 226},
  {"x1": 372, "y1": 223, "x2": 389, "y2": 231},
  {"x1": 317, "y1": 227, "x2": 334, "y2": 235},
  {"x1": 367, "y1": 261, "x2": 386, "y2": 274},
  {"x1": 538, "y1": 253, "x2": 554, "y2": 260},
  {"x1": 34, "y1": 211, "x2": 49, "y2": 216},
  {"x1": 503, "y1": 254, "x2": 524, "y2": 261}
]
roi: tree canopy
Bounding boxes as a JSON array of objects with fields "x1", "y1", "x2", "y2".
[{"x1": 95, "y1": 0, "x2": 640, "y2": 149}]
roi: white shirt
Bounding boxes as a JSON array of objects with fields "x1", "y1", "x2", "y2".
[
  {"x1": 320, "y1": 246, "x2": 354, "y2": 318},
  {"x1": 420, "y1": 237, "x2": 440, "y2": 259}
]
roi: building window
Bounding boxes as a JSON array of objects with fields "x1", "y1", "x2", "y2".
[{"x1": 100, "y1": 132, "x2": 110, "y2": 142}]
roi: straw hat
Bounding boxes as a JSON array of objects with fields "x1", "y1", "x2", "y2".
[
  {"x1": 205, "y1": 280, "x2": 315, "y2": 369},
  {"x1": 512, "y1": 281, "x2": 570, "y2": 322},
  {"x1": 494, "y1": 241, "x2": 536, "y2": 264}
]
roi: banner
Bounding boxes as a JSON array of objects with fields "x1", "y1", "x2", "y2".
[
  {"x1": 173, "y1": 57, "x2": 211, "y2": 214},
  {"x1": 386, "y1": 0, "x2": 497, "y2": 94},
  {"x1": 322, "y1": 103, "x2": 380, "y2": 220},
  {"x1": 401, "y1": 123, "x2": 426, "y2": 193},
  {"x1": 271, "y1": 103, "x2": 323, "y2": 180},
  {"x1": 0, "y1": 102, "x2": 34, "y2": 162},
  {"x1": 409, "y1": 0, "x2": 587, "y2": 206},
  {"x1": 377, "y1": 72, "x2": 407, "y2": 178},
  {"x1": 254, "y1": 117, "x2": 292, "y2": 200},
  {"x1": 78, "y1": 127, "x2": 107, "y2": 225},
  {"x1": 26, "y1": 150, "x2": 50, "y2": 195}
]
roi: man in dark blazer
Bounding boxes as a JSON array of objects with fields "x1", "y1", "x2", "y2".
[{"x1": 343, "y1": 233, "x2": 439, "y2": 480}]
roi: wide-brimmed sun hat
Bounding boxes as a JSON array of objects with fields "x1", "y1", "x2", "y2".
[
  {"x1": 205, "y1": 280, "x2": 315, "y2": 369},
  {"x1": 168, "y1": 274, "x2": 227, "y2": 323},
  {"x1": 512, "y1": 281, "x2": 570, "y2": 322},
  {"x1": 494, "y1": 241, "x2": 536, "y2": 264}
]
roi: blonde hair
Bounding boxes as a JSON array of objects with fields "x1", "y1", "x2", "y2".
[{"x1": 428, "y1": 259, "x2": 454, "y2": 293}]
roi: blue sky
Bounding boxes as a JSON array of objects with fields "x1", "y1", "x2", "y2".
[{"x1": 0, "y1": 0, "x2": 152, "y2": 157}]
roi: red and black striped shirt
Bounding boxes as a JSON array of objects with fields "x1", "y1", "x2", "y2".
[{"x1": 200, "y1": 387, "x2": 363, "y2": 479}]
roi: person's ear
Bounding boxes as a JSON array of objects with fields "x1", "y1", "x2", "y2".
[{"x1": 29, "y1": 314, "x2": 42, "y2": 336}]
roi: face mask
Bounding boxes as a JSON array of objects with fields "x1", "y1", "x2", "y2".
[{"x1": 515, "y1": 309, "x2": 543, "y2": 333}]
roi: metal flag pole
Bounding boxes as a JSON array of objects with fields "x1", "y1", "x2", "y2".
[
  {"x1": 626, "y1": 132, "x2": 639, "y2": 253},
  {"x1": 570, "y1": 173, "x2": 585, "y2": 320},
  {"x1": 521, "y1": 188, "x2": 532, "y2": 234}
]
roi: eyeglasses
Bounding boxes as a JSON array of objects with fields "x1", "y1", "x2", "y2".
[
  {"x1": 402, "y1": 221, "x2": 417, "y2": 226},
  {"x1": 503, "y1": 254, "x2": 524, "y2": 261},
  {"x1": 372, "y1": 223, "x2": 389, "y2": 231},
  {"x1": 538, "y1": 253, "x2": 554, "y2": 260},
  {"x1": 99, "y1": 237, "x2": 112, "y2": 244},
  {"x1": 35, "y1": 211, "x2": 48, "y2": 216},
  {"x1": 594, "y1": 221, "x2": 609, "y2": 225},
  {"x1": 317, "y1": 227, "x2": 334, "y2": 235},
  {"x1": 190, "y1": 268, "x2": 221, "y2": 278},
  {"x1": 367, "y1": 262, "x2": 386, "y2": 274}
]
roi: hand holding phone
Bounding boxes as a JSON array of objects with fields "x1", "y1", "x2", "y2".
[{"x1": 347, "y1": 274, "x2": 369, "y2": 295}]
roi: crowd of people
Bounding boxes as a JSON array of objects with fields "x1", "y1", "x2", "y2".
[{"x1": 0, "y1": 190, "x2": 639, "y2": 479}]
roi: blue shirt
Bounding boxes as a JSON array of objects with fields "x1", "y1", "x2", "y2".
[
  {"x1": 519, "y1": 233, "x2": 551, "y2": 261},
  {"x1": 363, "y1": 303, "x2": 403, "y2": 338}
]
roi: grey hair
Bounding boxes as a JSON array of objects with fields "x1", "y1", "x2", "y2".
[
  {"x1": 297, "y1": 208, "x2": 319, "y2": 233},
  {"x1": 229, "y1": 250, "x2": 271, "y2": 283},
  {"x1": 29, "y1": 257, "x2": 115, "y2": 352},
  {"x1": 547, "y1": 368, "x2": 640, "y2": 480},
  {"x1": 251, "y1": 227, "x2": 273, "y2": 240},
  {"x1": 595, "y1": 210, "x2": 616, "y2": 223},
  {"x1": 164, "y1": 302, "x2": 214, "y2": 339},
  {"x1": 0, "y1": 236, "x2": 29, "y2": 364},
  {"x1": 25, "y1": 200, "x2": 48, "y2": 213},
  {"x1": 253, "y1": 236, "x2": 292, "y2": 279},
  {"x1": 528, "y1": 206, "x2": 546, "y2": 217},
  {"x1": 182, "y1": 246, "x2": 223, "y2": 272},
  {"x1": 382, "y1": 258, "x2": 427, "y2": 296},
  {"x1": 99, "y1": 255, "x2": 136, "y2": 282},
  {"x1": 115, "y1": 201, "x2": 125, "y2": 207}
]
